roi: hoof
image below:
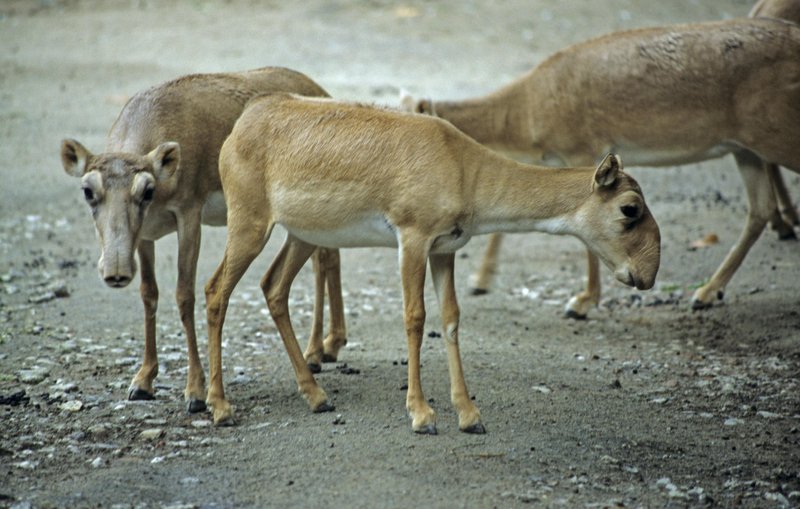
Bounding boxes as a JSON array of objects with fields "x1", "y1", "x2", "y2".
[
  {"x1": 778, "y1": 230, "x2": 797, "y2": 241},
  {"x1": 214, "y1": 415, "x2": 236, "y2": 427},
  {"x1": 469, "y1": 287, "x2": 489, "y2": 296},
  {"x1": 128, "y1": 387, "x2": 155, "y2": 401},
  {"x1": 564, "y1": 308, "x2": 587, "y2": 320},
  {"x1": 321, "y1": 353, "x2": 338, "y2": 363},
  {"x1": 186, "y1": 398, "x2": 207, "y2": 414},
  {"x1": 307, "y1": 362, "x2": 322, "y2": 374},
  {"x1": 313, "y1": 401, "x2": 335, "y2": 413},
  {"x1": 691, "y1": 298, "x2": 713, "y2": 310},
  {"x1": 413, "y1": 423, "x2": 438, "y2": 435},
  {"x1": 461, "y1": 422, "x2": 487, "y2": 434}
]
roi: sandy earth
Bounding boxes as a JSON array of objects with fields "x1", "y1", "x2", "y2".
[{"x1": 1, "y1": 0, "x2": 799, "y2": 507}]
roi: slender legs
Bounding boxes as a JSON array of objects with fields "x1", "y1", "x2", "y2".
[
  {"x1": 129, "y1": 239, "x2": 159, "y2": 401},
  {"x1": 303, "y1": 248, "x2": 348, "y2": 372},
  {"x1": 691, "y1": 151, "x2": 778, "y2": 308},
  {"x1": 470, "y1": 233, "x2": 503, "y2": 295}
]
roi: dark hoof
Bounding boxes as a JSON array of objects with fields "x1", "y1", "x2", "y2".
[
  {"x1": 321, "y1": 353, "x2": 338, "y2": 363},
  {"x1": 313, "y1": 401, "x2": 335, "y2": 413},
  {"x1": 413, "y1": 424, "x2": 438, "y2": 435},
  {"x1": 307, "y1": 362, "x2": 322, "y2": 374},
  {"x1": 778, "y1": 230, "x2": 797, "y2": 241},
  {"x1": 691, "y1": 299, "x2": 713, "y2": 310},
  {"x1": 186, "y1": 398, "x2": 207, "y2": 414},
  {"x1": 128, "y1": 387, "x2": 155, "y2": 401},
  {"x1": 469, "y1": 287, "x2": 489, "y2": 296},
  {"x1": 462, "y1": 422, "x2": 487, "y2": 434},
  {"x1": 564, "y1": 309, "x2": 587, "y2": 320}
]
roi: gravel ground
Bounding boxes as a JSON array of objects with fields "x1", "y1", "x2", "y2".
[{"x1": 1, "y1": 1, "x2": 799, "y2": 508}]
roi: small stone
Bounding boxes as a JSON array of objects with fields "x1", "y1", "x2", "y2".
[
  {"x1": 28, "y1": 291, "x2": 56, "y2": 304},
  {"x1": 191, "y1": 420, "x2": 212, "y2": 428},
  {"x1": 49, "y1": 381, "x2": 78, "y2": 393},
  {"x1": 88, "y1": 423, "x2": 111, "y2": 437},
  {"x1": 90, "y1": 456, "x2": 104, "y2": 468},
  {"x1": 18, "y1": 367, "x2": 49, "y2": 384},
  {"x1": 531, "y1": 385, "x2": 552, "y2": 394},
  {"x1": 139, "y1": 428, "x2": 164, "y2": 440},
  {"x1": 14, "y1": 460, "x2": 38, "y2": 470},
  {"x1": 59, "y1": 400, "x2": 83, "y2": 412},
  {"x1": 723, "y1": 417, "x2": 743, "y2": 426},
  {"x1": 756, "y1": 411, "x2": 781, "y2": 419}
]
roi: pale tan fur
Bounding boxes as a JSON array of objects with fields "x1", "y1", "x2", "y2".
[
  {"x1": 402, "y1": 17, "x2": 800, "y2": 316},
  {"x1": 205, "y1": 94, "x2": 660, "y2": 432},
  {"x1": 60, "y1": 67, "x2": 347, "y2": 413}
]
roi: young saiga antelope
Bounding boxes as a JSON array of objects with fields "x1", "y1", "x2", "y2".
[
  {"x1": 402, "y1": 17, "x2": 800, "y2": 317},
  {"x1": 60, "y1": 68, "x2": 347, "y2": 413},
  {"x1": 205, "y1": 94, "x2": 660, "y2": 433}
]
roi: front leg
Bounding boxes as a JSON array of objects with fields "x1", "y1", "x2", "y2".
[
  {"x1": 470, "y1": 233, "x2": 503, "y2": 295},
  {"x1": 176, "y1": 210, "x2": 207, "y2": 413},
  {"x1": 129, "y1": 239, "x2": 159, "y2": 400},
  {"x1": 400, "y1": 237, "x2": 437, "y2": 434},
  {"x1": 430, "y1": 253, "x2": 484, "y2": 434},
  {"x1": 564, "y1": 250, "x2": 600, "y2": 319}
]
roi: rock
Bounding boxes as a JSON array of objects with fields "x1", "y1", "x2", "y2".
[
  {"x1": 191, "y1": 420, "x2": 212, "y2": 428},
  {"x1": 59, "y1": 400, "x2": 83, "y2": 412},
  {"x1": 90, "y1": 456, "x2": 105, "y2": 468},
  {"x1": 49, "y1": 380, "x2": 78, "y2": 393},
  {"x1": 18, "y1": 367, "x2": 49, "y2": 384},
  {"x1": 139, "y1": 428, "x2": 164, "y2": 440}
]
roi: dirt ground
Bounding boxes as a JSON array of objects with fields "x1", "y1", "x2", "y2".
[{"x1": 1, "y1": 0, "x2": 799, "y2": 507}]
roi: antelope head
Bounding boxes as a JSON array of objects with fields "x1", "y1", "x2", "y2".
[
  {"x1": 60, "y1": 139, "x2": 180, "y2": 288},
  {"x1": 577, "y1": 154, "x2": 661, "y2": 290}
]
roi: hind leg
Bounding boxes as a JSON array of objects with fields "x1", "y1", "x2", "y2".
[
  {"x1": 767, "y1": 164, "x2": 798, "y2": 238},
  {"x1": 692, "y1": 151, "x2": 775, "y2": 308}
]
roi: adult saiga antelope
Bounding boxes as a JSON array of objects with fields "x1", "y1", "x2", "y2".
[
  {"x1": 204, "y1": 93, "x2": 660, "y2": 432},
  {"x1": 402, "y1": 17, "x2": 800, "y2": 318},
  {"x1": 60, "y1": 67, "x2": 347, "y2": 413}
]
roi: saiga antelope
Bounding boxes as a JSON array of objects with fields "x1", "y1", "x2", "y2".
[
  {"x1": 204, "y1": 94, "x2": 660, "y2": 433},
  {"x1": 60, "y1": 68, "x2": 347, "y2": 413},
  {"x1": 402, "y1": 17, "x2": 800, "y2": 317}
]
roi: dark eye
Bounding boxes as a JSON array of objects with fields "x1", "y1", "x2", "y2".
[
  {"x1": 82, "y1": 187, "x2": 94, "y2": 202},
  {"x1": 621, "y1": 204, "x2": 640, "y2": 219},
  {"x1": 142, "y1": 187, "x2": 155, "y2": 203}
]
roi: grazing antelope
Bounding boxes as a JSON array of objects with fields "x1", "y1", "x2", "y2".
[
  {"x1": 402, "y1": 17, "x2": 800, "y2": 317},
  {"x1": 204, "y1": 94, "x2": 660, "y2": 433},
  {"x1": 60, "y1": 68, "x2": 347, "y2": 413}
]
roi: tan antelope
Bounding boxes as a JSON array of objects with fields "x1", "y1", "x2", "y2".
[
  {"x1": 750, "y1": 0, "x2": 800, "y2": 229},
  {"x1": 402, "y1": 17, "x2": 800, "y2": 318},
  {"x1": 204, "y1": 94, "x2": 660, "y2": 433},
  {"x1": 60, "y1": 67, "x2": 348, "y2": 413}
]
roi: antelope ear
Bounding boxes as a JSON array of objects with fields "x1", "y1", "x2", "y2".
[
  {"x1": 148, "y1": 142, "x2": 181, "y2": 181},
  {"x1": 594, "y1": 153, "x2": 622, "y2": 187},
  {"x1": 399, "y1": 90, "x2": 434, "y2": 115},
  {"x1": 61, "y1": 139, "x2": 92, "y2": 177}
]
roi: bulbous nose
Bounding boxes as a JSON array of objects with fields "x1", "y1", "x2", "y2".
[{"x1": 104, "y1": 274, "x2": 132, "y2": 288}]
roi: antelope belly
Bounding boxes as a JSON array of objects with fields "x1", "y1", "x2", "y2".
[
  {"x1": 201, "y1": 191, "x2": 227, "y2": 226},
  {"x1": 284, "y1": 215, "x2": 398, "y2": 249}
]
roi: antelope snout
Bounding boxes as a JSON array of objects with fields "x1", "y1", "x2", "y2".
[
  {"x1": 98, "y1": 254, "x2": 136, "y2": 289},
  {"x1": 614, "y1": 265, "x2": 656, "y2": 291}
]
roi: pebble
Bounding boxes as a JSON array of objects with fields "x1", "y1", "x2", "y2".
[
  {"x1": 90, "y1": 456, "x2": 105, "y2": 468},
  {"x1": 191, "y1": 420, "x2": 212, "y2": 428},
  {"x1": 59, "y1": 400, "x2": 84, "y2": 412},
  {"x1": 139, "y1": 428, "x2": 164, "y2": 440},
  {"x1": 18, "y1": 367, "x2": 50, "y2": 384}
]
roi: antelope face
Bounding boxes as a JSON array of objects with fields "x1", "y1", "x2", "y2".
[
  {"x1": 60, "y1": 139, "x2": 180, "y2": 288},
  {"x1": 580, "y1": 154, "x2": 661, "y2": 290}
]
